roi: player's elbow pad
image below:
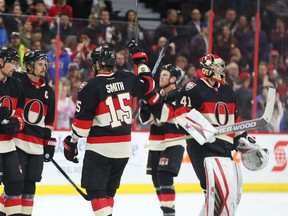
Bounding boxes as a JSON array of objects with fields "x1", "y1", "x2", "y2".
[{"x1": 137, "y1": 64, "x2": 152, "y2": 77}]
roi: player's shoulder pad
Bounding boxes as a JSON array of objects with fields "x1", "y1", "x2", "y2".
[
  {"x1": 166, "y1": 88, "x2": 180, "y2": 101},
  {"x1": 46, "y1": 83, "x2": 55, "y2": 94},
  {"x1": 11, "y1": 73, "x2": 25, "y2": 86},
  {"x1": 12, "y1": 71, "x2": 25, "y2": 80}
]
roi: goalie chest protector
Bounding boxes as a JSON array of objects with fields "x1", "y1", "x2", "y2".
[{"x1": 178, "y1": 78, "x2": 241, "y2": 127}]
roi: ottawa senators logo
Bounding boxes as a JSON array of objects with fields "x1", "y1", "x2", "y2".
[
  {"x1": 79, "y1": 82, "x2": 87, "y2": 92},
  {"x1": 23, "y1": 99, "x2": 44, "y2": 125}
]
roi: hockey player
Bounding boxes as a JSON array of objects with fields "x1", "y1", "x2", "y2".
[
  {"x1": 175, "y1": 54, "x2": 269, "y2": 216},
  {"x1": 139, "y1": 64, "x2": 185, "y2": 216},
  {"x1": 63, "y1": 42, "x2": 157, "y2": 216},
  {"x1": 0, "y1": 45, "x2": 25, "y2": 216},
  {"x1": 13, "y1": 50, "x2": 56, "y2": 216}
]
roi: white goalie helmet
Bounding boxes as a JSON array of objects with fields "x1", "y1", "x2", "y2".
[
  {"x1": 241, "y1": 148, "x2": 269, "y2": 171},
  {"x1": 199, "y1": 54, "x2": 226, "y2": 84}
]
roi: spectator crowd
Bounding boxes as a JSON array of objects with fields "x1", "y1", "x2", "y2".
[{"x1": 0, "y1": 0, "x2": 287, "y2": 132}]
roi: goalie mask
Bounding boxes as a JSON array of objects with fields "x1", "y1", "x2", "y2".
[
  {"x1": 199, "y1": 54, "x2": 226, "y2": 84},
  {"x1": 90, "y1": 46, "x2": 116, "y2": 68}
]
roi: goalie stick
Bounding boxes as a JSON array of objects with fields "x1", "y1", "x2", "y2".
[
  {"x1": 51, "y1": 159, "x2": 90, "y2": 201},
  {"x1": 132, "y1": 33, "x2": 191, "y2": 118},
  {"x1": 160, "y1": 87, "x2": 276, "y2": 145}
]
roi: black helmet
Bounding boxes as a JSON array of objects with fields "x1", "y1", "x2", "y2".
[
  {"x1": 90, "y1": 46, "x2": 116, "y2": 67},
  {"x1": 0, "y1": 45, "x2": 19, "y2": 63},
  {"x1": 23, "y1": 50, "x2": 48, "y2": 66},
  {"x1": 161, "y1": 64, "x2": 181, "y2": 79}
]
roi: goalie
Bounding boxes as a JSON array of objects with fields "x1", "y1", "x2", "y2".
[{"x1": 175, "y1": 54, "x2": 269, "y2": 216}]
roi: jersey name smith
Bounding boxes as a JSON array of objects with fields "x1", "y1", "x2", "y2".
[{"x1": 106, "y1": 82, "x2": 125, "y2": 93}]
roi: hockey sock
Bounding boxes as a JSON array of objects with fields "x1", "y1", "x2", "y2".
[
  {"x1": 4, "y1": 195, "x2": 22, "y2": 216},
  {"x1": 91, "y1": 198, "x2": 112, "y2": 216},
  {"x1": 158, "y1": 172, "x2": 175, "y2": 216},
  {"x1": 155, "y1": 187, "x2": 162, "y2": 203},
  {"x1": 21, "y1": 194, "x2": 34, "y2": 216},
  {"x1": 106, "y1": 197, "x2": 114, "y2": 212},
  {"x1": 0, "y1": 193, "x2": 4, "y2": 216},
  {"x1": 159, "y1": 185, "x2": 175, "y2": 216}
]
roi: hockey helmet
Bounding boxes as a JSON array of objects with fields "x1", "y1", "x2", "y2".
[
  {"x1": 0, "y1": 45, "x2": 19, "y2": 64},
  {"x1": 90, "y1": 46, "x2": 116, "y2": 67},
  {"x1": 23, "y1": 50, "x2": 48, "y2": 66},
  {"x1": 199, "y1": 54, "x2": 226, "y2": 84},
  {"x1": 161, "y1": 64, "x2": 181, "y2": 80}
]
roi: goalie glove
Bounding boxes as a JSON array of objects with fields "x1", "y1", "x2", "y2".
[
  {"x1": 235, "y1": 135, "x2": 269, "y2": 171},
  {"x1": 178, "y1": 109, "x2": 217, "y2": 145},
  {"x1": 63, "y1": 135, "x2": 79, "y2": 163},
  {"x1": 44, "y1": 138, "x2": 57, "y2": 162}
]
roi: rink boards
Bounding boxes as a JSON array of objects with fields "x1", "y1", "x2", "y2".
[{"x1": 36, "y1": 131, "x2": 288, "y2": 194}]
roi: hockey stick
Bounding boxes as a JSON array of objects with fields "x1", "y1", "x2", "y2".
[
  {"x1": 134, "y1": 0, "x2": 139, "y2": 41},
  {"x1": 51, "y1": 159, "x2": 90, "y2": 201},
  {"x1": 132, "y1": 34, "x2": 191, "y2": 119},
  {"x1": 160, "y1": 87, "x2": 276, "y2": 144},
  {"x1": 151, "y1": 33, "x2": 190, "y2": 76}
]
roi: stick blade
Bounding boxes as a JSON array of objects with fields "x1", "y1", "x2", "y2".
[{"x1": 262, "y1": 87, "x2": 276, "y2": 123}]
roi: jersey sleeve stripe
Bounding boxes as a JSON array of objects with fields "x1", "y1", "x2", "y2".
[
  {"x1": 72, "y1": 118, "x2": 93, "y2": 129},
  {"x1": 87, "y1": 135, "x2": 131, "y2": 143},
  {"x1": 15, "y1": 133, "x2": 44, "y2": 145},
  {"x1": 142, "y1": 76, "x2": 155, "y2": 95}
]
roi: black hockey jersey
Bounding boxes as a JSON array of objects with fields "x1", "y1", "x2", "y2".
[
  {"x1": 0, "y1": 76, "x2": 25, "y2": 153},
  {"x1": 175, "y1": 78, "x2": 242, "y2": 145},
  {"x1": 13, "y1": 72, "x2": 55, "y2": 155},
  {"x1": 72, "y1": 70, "x2": 155, "y2": 158},
  {"x1": 139, "y1": 88, "x2": 185, "y2": 151}
]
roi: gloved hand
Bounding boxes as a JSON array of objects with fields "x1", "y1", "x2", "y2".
[
  {"x1": 0, "y1": 106, "x2": 11, "y2": 123},
  {"x1": 233, "y1": 132, "x2": 248, "y2": 151},
  {"x1": 1, "y1": 117, "x2": 21, "y2": 135},
  {"x1": 44, "y1": 138, "x2": 57, "y2": 162},
  {"x1": 142, "y1": 91, "x2": 160, "y2": 106},
  {"x1": 63, "y1": 135, "x2": 79, "y2": 163},
  {"x1": 128, "y1": 40, "x2": 148, "y2": 64}
]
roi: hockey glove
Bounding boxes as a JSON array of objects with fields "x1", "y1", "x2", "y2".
[
  {"x1": 0, "y1": 106, "x2": 11, "y2": 124},
  {"x1": 1, "y1": 116, "x2": 24, "y2": 135},
  {"x1": 233, "y1": 132, "x2": 248, "y2": 150},
  {"x1": 44, "y1": 138, "x2": 57, "y2": 162},
  {"x1": 234, "y1": 133, "x2": 269, "y2": 171},
  {"x1": 128, "y1": 40, "x2": 148, "y2": 65},
  {"x1": 63, "y1": 135, "x2": 79, "y2": 163},
  {"x1": 142, "y1": 91, "x2": 160, "y2": 106}
]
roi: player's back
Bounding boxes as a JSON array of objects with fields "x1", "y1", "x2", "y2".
[{"x1": 73, "y1": 70, "x2": 150, "y2": 158}]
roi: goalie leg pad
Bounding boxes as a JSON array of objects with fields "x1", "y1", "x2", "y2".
[{"x1": 203, "y1": 157, "x2": 241, "y2": 216}]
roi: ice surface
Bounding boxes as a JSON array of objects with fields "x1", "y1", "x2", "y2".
[{"x1": 33, "y1": 192, "x2": 288, "y2": 215}]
